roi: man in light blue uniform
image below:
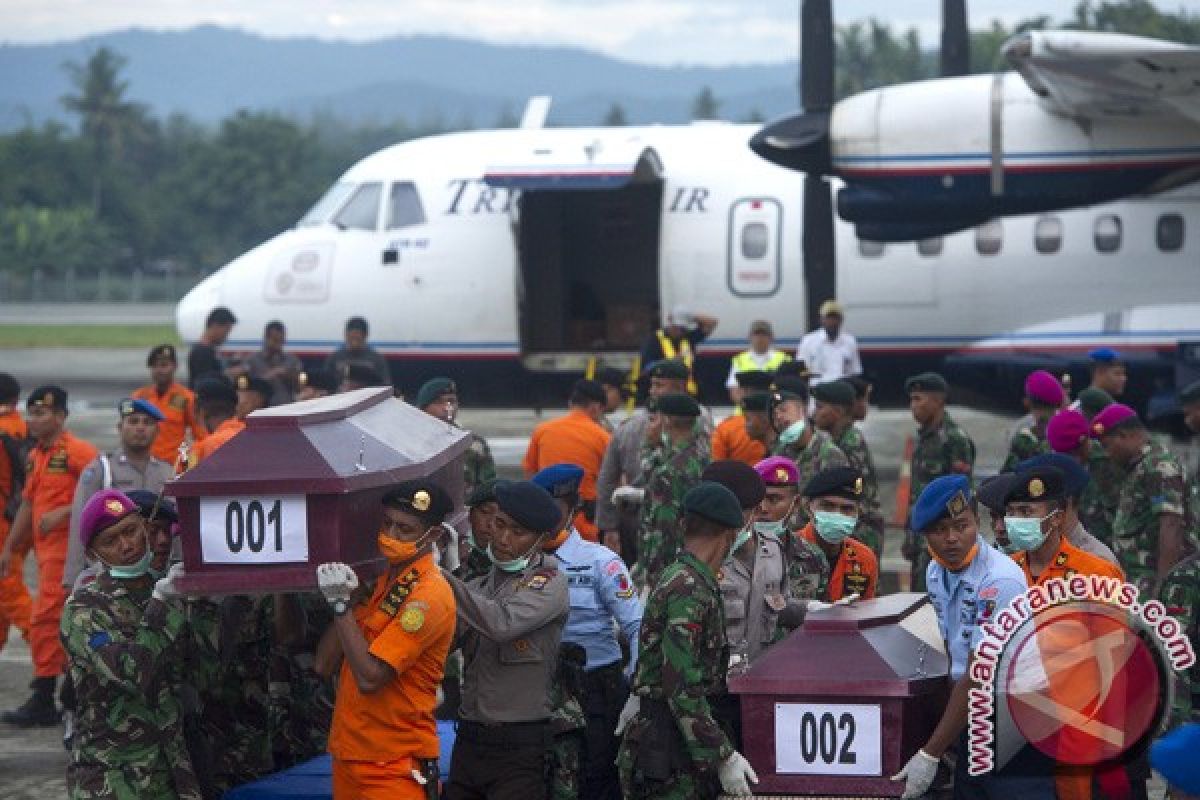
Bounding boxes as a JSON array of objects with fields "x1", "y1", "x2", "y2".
[
  {"x1": 892, "y1": 475, "x2": 1053, "y2": 800},
  {"x1": 533, "y1": 464, "x2": 642, "y2": 800}
]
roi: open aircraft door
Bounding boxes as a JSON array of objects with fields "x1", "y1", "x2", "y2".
[{"x1": 484, "y1": 140, "x2": 665, "y2": 372}]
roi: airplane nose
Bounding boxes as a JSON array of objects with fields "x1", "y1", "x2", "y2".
[{"x1": 176, "y1": 272, "x2": 225, "y2": 343}]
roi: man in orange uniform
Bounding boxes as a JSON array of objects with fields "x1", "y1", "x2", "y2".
[
  {"x1": 0, "y1": 386, "x2": 97, "y2": 726},
  {"x1": 188, "y1": 378, "x2": 245, "y2": 466},
  {"x1": 0, "y1": 373, "x2": 32, "y2": 655},
  {"x1": 712, "y1": 392, "x2": 772, "y2": 467},
  {"x1": 133, "y1": 344, "x2": 207, "y2": 465},
  {"x1": 523, "y1": 379, "x2": 611, "y2": 541},
  {"x1": 798, "y1": 466, "x2": 879, "y2": 602},
  {"x1": 315, "y1": 479, "x2": 456, "y2": 800}
]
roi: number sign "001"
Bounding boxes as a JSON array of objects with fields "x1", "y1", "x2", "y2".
[
  {"x1": 200, "y1": 496, "x2": 308, "y2": 564},
  {"x1": 775, "y1": 702, "x2": 881, "y2": 776}
]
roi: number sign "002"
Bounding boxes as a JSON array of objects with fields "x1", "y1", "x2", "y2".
[
  {"x1": 775, "y1": 702, "x2": 881, "y2": 776},
  {"x1": 199, "y1": 496, "x2": 308, "y2": 564}
]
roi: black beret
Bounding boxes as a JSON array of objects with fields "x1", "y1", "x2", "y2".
[
  {"x1": 416, "y1": 376, "x2": 455, "y2": 407},
  {"x1": 740, "y1": 392, "x2": 771, "y2": 412},
  {"x1": 298, "y1": 368, "x2": 340, "y2": 394},
  {"x1": 771, "y1": 375, "x2": 809, "y2": 402},
  {"x1": 1018, "y1": 453, "x2": 1089, "y2": 499},
  {"x1": 735, "y1": 370, "x2": 774, "y2": 391},
  {"x1": 1179, "y1": 379, "x2": 1200, "y2": 407},
  {"x1": 803, "y1": 466, "x2": 864, "y2": 501},
  {"x1": 146, "y1": 344, "x2": 177, "y2": 366},
  {"x1": 683, "y1": 481, "x2": 744, "y2": 529},
  {"x1": 702, "y1": 460, "x2": 766, "y2": 510},
  {"x1": 597, "y1": 367, "x2": 629, "y2": 392},
  {"x1": 382, "y1": 479, "x2": 454, "y2": 524},
  {"x1": 236, "y1": 374, "x2": 273, "y2": 400},
  {"x1": 776, "y1": 360, "x2": 811, "y2": 379},
  {"x1": 653, "y1": 392, "x2": 700, "y2": 417},
  {"x1": 195, "y1": 377, "x2": 237, "y2": 408},
  {"x1": 1005, "y1": 466, "x2": 1067, "y2": 505},
  {"x1": 905, "y1": 372, "x2": 949, "y2": 395},
  {"x1": 811, "y1": 380, "x2": 856, "y2": 407},
  {"x1": 126, "y1": 489, "x2": 179, "y2": 524},
  {"x1": 976, "y1": 473, "x2": 1019, "y2": 514},
  {"x1": 467, "y1": 480, "x2": 499, "y2": 507},
  {"x1": 26, "y1": 385, "x2": 68, "y2": 413},
  {"x1": 571, "y1": 379, "x2": 607, "y2": 405},
  {"x1": 495, "y1": 480, "x2": 563, "y2": 534},
  {"x1": 647, "y1": 359, "x2": 690, "y2": 381}
]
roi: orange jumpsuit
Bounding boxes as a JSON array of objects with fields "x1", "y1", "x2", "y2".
[
  {"x1": 711, "y1": 414, "x2": 767, "y2": 467},
  {"x1": 329, "y1": 552, "x2": 456, "y2": 800},
  {"x1": 800, "y1": 523, "x2": 879, "y2": 602},
  {"x1": 0, "y1": 433, "x2": 31, "y2": 651},
  {"x1": 188, "y1": 417, "x2": 245, "y2": 466},
  {"x1": 23, "y1": 429, "x2": 97, "y2": 677},
  {"x1": 522, "y1": 409, "x2": 611, "y2": 541},
  {"x1": 133, "y1": 382, "x2": 207, "y2": 464}
]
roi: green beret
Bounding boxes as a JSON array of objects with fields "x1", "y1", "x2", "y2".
[
  {"x1": 771, "y1": 375, "x2": 808, "y2": 402},
  {"x1": 1077, "y1": 387, "x2": 1114, "y2": 418},
  {"x1": 647, "y1": 359, "x2": 690, "y2": 381},
  {"x1": 683, "y1": 481, "x2": 744, "y2": 529},
  {"x1": 416, "y1": 377, "x2": 456, "y2": 409},
  {"x1": 905, "y1": 372, "x2": 948, "y2": 395},
  {"x1": 1181, "y1": 379, "x2": 1200, "y2": 408},
  {"x1": 653, "y1": 392, "x2": 700, "y2": 417},
  {"x1": 811, "y1": 379, "x2": 855, "y2": 407},
  {"x1": 740, "y1": 392, "x2": 770, "y2": 412}
]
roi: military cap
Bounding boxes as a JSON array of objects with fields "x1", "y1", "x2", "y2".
[
  {"x1": 0, "y1": 373, "x2": 18, "y2": 405},
  {"x1": 1047, "y1": 409, "x2": 1090, "y2": 453},
  {"x1": 803, "y1": 466, "x2": 864, "y2": 501},
  {"x1": 702, "y1": 460, "x2": 766, "y2": 510},
  {"x1": 776, "y1": 360, "x2": 811, "y2": 379},
  {"x1": 905, "y1": 372, "x2": 948, "y2": 395},
  {"x1": 195, "y1": 377, "x2": 237, "y2": 408},
  {"x1": 125, "y1": 489, "x2": 179, "y2": 524},
  {"x1": 416, "y1": 376, "x2": 456, "y2": 408},
  {"x1": 382, "y1": 479, "x2": 454, "y2": 524},
  {"x1": 819, "y1": 299, "x2": 844, "y2": 317},
  {"x1": 811, "y1": 379, "x2": 856, "y2": 408},
  {"x1": 1087, "y1": 347, "x2": 1122, "y2": 364},
  {"x1": 977, "y1": 473, "x2": 1019, "y2": 515},
  {"x1": 1090, "y1": 403, "x2": 1139, "y2": 437},
  {"x1": 236, "y1": 374, "x2": 273, "y2": 400},
  {"x1": 119, "y1": 397, "x2": 164, "y2": 422},
  {"x1": 740, "y1": 392, "x2": 771, "y2": 413},
  {"x1": 26, "y1": 385, "x2": 67, "y2": 413},
  {"x1": 1178, "y1": 379, "x2": 1200, "y2": 407},
  {"x1": 646, "y1": 359, "x2": 690, "y2": 381},
  {"x1": 1005, "y1": 465, "x2": 1066, "y2": 504},
  {"x1": 1150, "y1": 722, "x2": 1200, "y2": 795},
  {"x1": 1018, "y1": 453, "x2": 1089, "y2": 499},
  {"x1": 571, "y1": 379, "x2": 607, "y2": 405},
  {"x1": 1024, "y1": 370, "x2": 1065, "y2": 407},
  {"x1": 344, "y1": 364, "x2": 383, "y2": 387},
  {"x1": 494, "y1": 480, "x2": 563, "y2": 534},
  {"x1": 749, "y1": 319, "x2": 774, "y2": 336},
  {"x1": 467, "y1": 480, "x2": 498, "y2": 508},
  {"x1": 1077, "y1": 387, "x2": 1114, "y2": 419},
  {"x1": 596, "y1": 367, "x2": 629, "y2": 393},
  {"x1": 298, "y1": 368, "x2": 339, "y2": 394},
  {"x1": 735, "y1": 370, "x2": 774, "y2": 391},
  {"x1": 683, "y1": 481, "x2": 744, "y2": 529},
  {"x1": 755, "y1": 455, "x2": 798, "y2": 487},
  {"x1": 79, "y1": 489, "x2": 139, "y2": 549},
  {"x1": 532, "y1": 463, "x2": 585, "y2": 499},
  {"x1": 653, "y1": 392, "x2": 700, "y2": 417},
  {"x1": 844, "y1": 374, "x2": 872, "y2": 399},
  {"x1": 771, "y1": 375, "x2": 809, "y2": 402},
  {"x1": 910, "y1": 474, "x2": 973, "y2": 533},
  {"x1": 146, "y1": 343, "x2": 177, "y2": 366}
]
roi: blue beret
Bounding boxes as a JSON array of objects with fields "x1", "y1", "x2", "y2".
[
  {"x1": 125, "y1": 489, "x2": 178, "y2": 523},
  {"x1": 531, "y1": 463, "x2": 584, "y2": 499},
  {"x1": 495, "y1": 480, "x2": 563, "y2": 534},
  {"x1": 118, "y1": 397, "x2": 164, "y2": 422},
  {"x1": 1087, "y1": 347, "x2": 1121, "y2": 364},
  {"x1": 1017, "y1": 453, "x2": 1089, "y2": 499},
  {"x1": 1150, "y1": 723, "x2": 1200, "y2": 794},
  {"x1": 910, "y1": 474, "x2": 973, "y2": 533}
]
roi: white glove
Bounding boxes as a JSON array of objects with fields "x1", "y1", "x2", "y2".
[
  {"x1": 891, "y1": 749, "x2": 939, "y2": 799},
  {"x1": 718, "y1": 751, "x2": 759, "y2": 796},
  {"x1": 833, "y1": 592, "x2": 860, "y2": 607},
  {"x1": 152, "y1": 563, "x2": 186, "y2": 605},
  {"x1": 806, "y1": 598, "x2": 833, "y2": 613},
  {"x1": 614, "y1": 693, "x2": 641, "y2": 736},
  {"x1": 316, "y1": 562, "x2": 359, "y2": 608},
  {"x1": 612, "y1": 486, "x2": 645, "y2": 505}
]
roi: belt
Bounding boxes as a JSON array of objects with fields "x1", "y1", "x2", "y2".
[{"x1": 457, "y1": 718, "x2": 549, "y2": 747}]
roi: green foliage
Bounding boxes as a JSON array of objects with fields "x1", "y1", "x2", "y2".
[
  {"x1": 690, "y1": 87, "x2": 720, "y2": 120},
  {"x1": 0, "y1": 205, "x2": 123, "y2": 274},
  {"x1": 603, "y1": 103, "x2": 628, "y2": 126}
]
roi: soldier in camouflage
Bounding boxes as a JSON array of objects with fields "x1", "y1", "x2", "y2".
[
  {"x1": 768, "y1": 384, "x2": 848, "y2": 529},
  {"x1": 1159, "y1": 551, "x2": 1198, "y2": 725},
  {"x1": 903, "y1": 373, "x2": 975, "y2": 592},
  {"x1": 415, "y1": 377, "x2": 497, "y2": 502},
  {"x1": 1001, "y1": 370, "x2": 1064, "y2": 473},
  {"x1": 1094, "y1": 403, "x2": 1195, "y2": 600},
  {"x1": 616, "y1": 482, "x2": 759, "y2": 799},
  {"x1": 631, "y1": 393, "x2": 710, "y2": 592},
  {"x1": 810, "y1": 380, "x2": 884, "y2": 557},
  {"x1": 1182, "y1": 379, "x2": 1200, "y2": 550},
  {"x1": 268, "y1": 592, "x2": 335, "y2": 769},
  {"x1": 548, "y1": 642, "x2": 588, "y2": 800},
  {"x1": 61, "y1": 489, "x2": 201, "y2": 800}
]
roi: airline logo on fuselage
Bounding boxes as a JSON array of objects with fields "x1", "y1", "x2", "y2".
[{"x1": 444, "y1": 179, "x2": 712, "y2": 216}]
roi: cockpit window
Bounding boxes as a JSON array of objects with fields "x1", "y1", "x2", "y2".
[
  {"x1": 333, "y1": 182, "x2": 382, "y2": 231},
  {"x1": 297, "y1": 182, "x2": 356, "y2": 227},
  {"x1": 388, "y1": 182, "x2": 426, "y2": 229}
]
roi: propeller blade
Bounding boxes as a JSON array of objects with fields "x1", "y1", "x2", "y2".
[
  {"x1": 801, "y1": 0, "x2": 835, "y2": 111},
  {"x1": 803, "y1": 176, "x2": 836, "y2": 331},
  {"x1": 941, "y1": 0, "x2": 970, "y2": 77}
]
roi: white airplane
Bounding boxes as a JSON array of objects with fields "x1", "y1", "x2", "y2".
[{"x1": 176, "y1": 29, "x2": 1200, "y2": 410}]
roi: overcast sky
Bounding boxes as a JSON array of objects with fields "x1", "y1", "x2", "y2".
[{"x1": 4, "y1": 1, "x2": 1200, "y2": 65}]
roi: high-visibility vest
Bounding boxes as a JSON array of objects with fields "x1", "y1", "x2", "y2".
[
  {"x1": 656, "y1": 330, "x2": 698, "y2": 395},
  {"x1": 730, "y1": 349, "x2": 790, "y2": 375}
]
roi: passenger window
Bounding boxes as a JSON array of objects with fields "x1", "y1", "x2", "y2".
[
  {"x1": 976, "y1": 220, "x2": 1002, "y2": 255},
  {"x1": 1034, "y1": 216, "x2": 1063, "y2": 254},
  {"x1": 333, "y1": 182, "x2": 382, "y2": 231},
  {"x1": 858, "y1": 238, "x2": 884, "y2": 258},
  {"x1": 388, "y1": 182, "x2": 426, "y2": 229},
  {"x1": 741, "y1": 222, "x2": 769, "y2": 259},
  {"x1": 1093, "y1": 214, "x2": 1121, "y2": 253},
  {"x1": 917, "y1": 236, "x2": 943, "y2": 257},
  {"x1": 1157, "y1": 213, "x2": 1185, "y2": 252}
]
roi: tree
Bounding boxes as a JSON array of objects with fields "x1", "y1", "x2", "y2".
[
  {"x1": 603, "y1": 102, "x2": 628, "y2": 126},
  {"x1": 495, "y1": 105, "x2": 520, "y2": 128},
  {"x1": 691, "y1": 87, "x2": 720, "y2": 120}
]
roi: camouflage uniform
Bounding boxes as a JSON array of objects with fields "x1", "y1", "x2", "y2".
[
  {"x1": 458, "y1": 544, "x2": 493, "y2": 584},
  {"x1": 1159, "y1": 551, "x2": 1199, "y2": 725},
  {"x1": 60, "y1": 573, "x2": 201, "y2": 800},
  {"x1": 834, "y1": 424, "x2": 884, "y2": 557},
  {"x1": 1112, "y1": 440, "x2": 1193, "y2": 600},
  {"x1": 1001, "y1": 422, "x2": 1050, "y2": 473},
  {"x1": 268, "y1": 594, "x2": 334, "y2": 769},
  {"x1": 464, "y1": 432, "x2": 497, "y2": 502},
  {"x1": 905, "y1": 414, "x2": 975, "y2": 591},
  {"x1": 548, "y1": 643, "x2": 588, "y2": 800},
  {"x1": 632, "y1": 427, "x2": 710, "y2": 591},
  {"x1": 1080, "y1": 441, "x2": 1122, "y2": 548},
  {"x1": 617, "y1": 552, "x2": 733, "y2": 799},
  {"x1": 782, "y1": 530, "x2": 830, "y2": 606},
  {"x1": 773, "y1": 428, "x2": 848, "y2": 528}
]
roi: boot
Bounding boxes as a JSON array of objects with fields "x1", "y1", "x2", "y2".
[{"x1": 2, "y1": 676, "x2": 61, "y2": 727}]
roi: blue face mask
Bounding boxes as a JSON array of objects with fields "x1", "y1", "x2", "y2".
[
  {"x1": 813, "y1": 510, "x2": 857, "y2": 545},
  {"x1": 1004, "y1": 512, "x2": 1056, "y2": 552},
  {"x1": 107, "y1": 547, "x2": 153, "y2": 580}
]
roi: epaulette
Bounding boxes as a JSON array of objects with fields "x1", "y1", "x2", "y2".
[{"x1": 378, "y1": 568, "x2": 420, "y2": 618}]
